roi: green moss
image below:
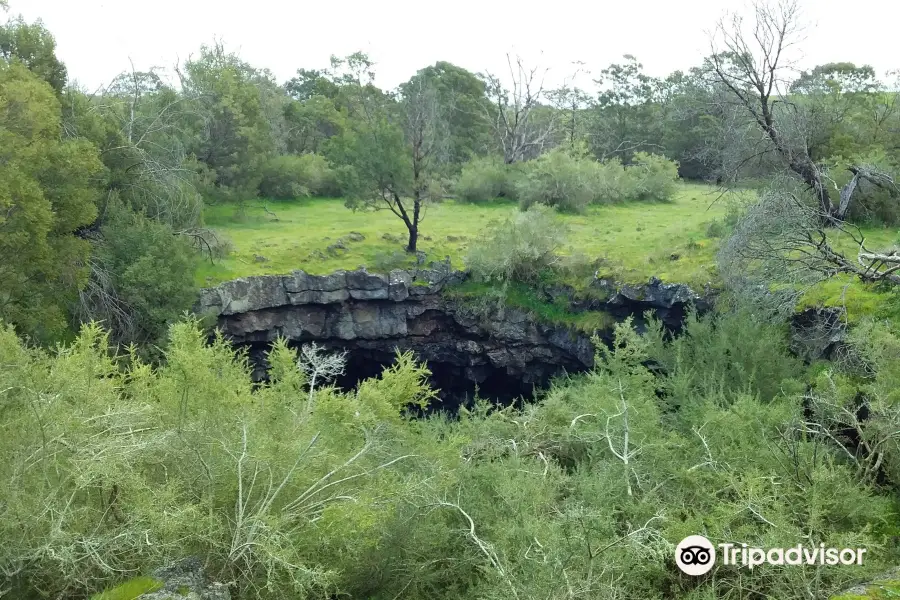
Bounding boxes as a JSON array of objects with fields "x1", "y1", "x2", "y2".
[
  {"x1": 446, "y1": 280, "x2": 615, "y2": 334},
  {"x1": 797, "y1": 276, "x2": 900, "y2": 324},
  {"x1": 90, "y1": 576, "x2": 163, "y2": 600}
]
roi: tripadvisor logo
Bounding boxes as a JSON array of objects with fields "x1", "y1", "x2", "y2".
[
  {"x1": 675, "y1": 535, "x2": 868, "y2": 575},
  {"x1": 676, "y1": 535, "x2": 716, "y2": 575}
]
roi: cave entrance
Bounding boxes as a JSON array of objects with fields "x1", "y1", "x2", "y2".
[
  {"x1": 333, "y1": 347, "x2": 556, "y2": 415},
  {"x1": 245, "y1": 342, "x2": 576, "y2": 415}
]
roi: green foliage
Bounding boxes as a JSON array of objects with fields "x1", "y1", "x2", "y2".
[
  {"x1": 626, "y1": 151, "x2": 680, "y2": 201},
  {"x1": 401, "y1": 61, "x2": 493, "y2": 167},
  {"x1": 516, "y1": 148, "x2": 598, "y2": 213},
  {"x1": 645, "y1": 300, "x2": 805, "y2": 413},
  {"x1": 79, "y1": 197, "x2": 199, "y2": 348},
  {"x1": 511, "y1": 147, "x2": 680, "y2": 212},
  {"x1": 0, "y1": 61, "x2": 103, "y2": 342},
  {"x1": 3, "y1": 309, "x2": 900, "y2": 600},
  {"x1": 258, "y1": 153, "x2": 340, "y2": 199},
  {"x1": 0, "y1": 319, "x2": 436, "y2": 598},
  {"x1": 0, "y1": 15, "x2": 67, "y2": 93},
  {"x1": 465, "y1": 204, "x2": 568, "y2": 284},
  {"x1": 282, "y1": 94, "x2": 345, "y2": 155},
  {"x1": 806, "y1": 318, "x2": 900, "y2": 486},
  {"x1": 454, "y1": 156, "x2": 522, "y2": 202},
  {"x1": 179, "y1": 43, "x2": 279, "y2": 195},
  {"x1": 591, "y1": 156, "x2": 634, "y2": 203}
]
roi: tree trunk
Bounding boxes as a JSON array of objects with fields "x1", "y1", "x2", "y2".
[
  {"x1": 406, "y1": 192, "x2": 421, "y2": 253},
  {"x1": 406, "y1": 225, "x2": 418, "y2": 253},
  {"x1": 789, "y1": 155, "x2": 835, "y2": 219}
]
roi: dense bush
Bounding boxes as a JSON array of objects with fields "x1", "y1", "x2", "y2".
[
  {"x1": 516, "y1": 148, "x2": 598, "y2": 213},
  {"x1": 625, "y1": 151, "x2": 680, "y2": 201},
  {"x1": 258, "y1": 153, "x2": 340, "y2": 199},
  {"x1": 509, "y1": 149, "x2": 680, "y2": 212},
  {"x1": 592, "y1": 157, "x2": 633, "y2": 203},
  {"x1": 3, "y1": 316, "x2": 899, "y2": 600},
  {"x1": 465, "y1": 204, "x2": 568, "y2": 284},
  {"x1": 74, "y1": 197, "x2": 200, "y2": 349},
  {"x1": 453, "y1": 157, "x2": 522, "y2": 202}
]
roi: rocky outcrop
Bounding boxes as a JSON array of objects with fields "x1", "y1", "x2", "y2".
[
  {"x1": 122, "y1": 557, "x2": 230, "y2": 600},
  {"x1": 197, "y1": 264, "x2": 712, "y2": 407},
  {"x1": 553, "y1": 275, "x2": 714, "y2": 333},
  {"x1": 790, "y1": 307, "x2": 848, "y2": 362}
]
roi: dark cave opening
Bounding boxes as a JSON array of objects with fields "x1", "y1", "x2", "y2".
[{"x1": 245, "y1": 341, "x2": 576, "y2": 415}]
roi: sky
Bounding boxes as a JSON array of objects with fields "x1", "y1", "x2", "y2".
[{"x1": 7, "y1": 0, "x2": 900, "y2": 93}]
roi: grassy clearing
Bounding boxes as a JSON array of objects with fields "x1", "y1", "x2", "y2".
[
  {"x1": 196, "y1": 184, "x2": 899, "y2": 323},
  {"x1": 197, "y1": 183, "x2": 734, "y2": 288}
]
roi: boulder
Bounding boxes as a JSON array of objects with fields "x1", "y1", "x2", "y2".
[{"x1": 131, "y1": 557, "x2": 230, "y2": 600}]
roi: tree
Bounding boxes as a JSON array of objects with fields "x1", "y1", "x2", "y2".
[
  {"x1": 482, "y1": 55, "x2": 557, "y2": 164},
  {"x1": 719, "y1": 183, "x2": 900, "y2": 315},
  {"x1": 408, "y1": 61, "x2": 493, "y2": 167},
  {"x1": 546, "y1": 63, "x2": 592, "y2": 151},
  {"x1": 656, "y1": 67, "x2": 729, "y2": 180},
  {"x1": 590, "y1": 55, "x2": 664, "y2": 162},
  {"x1": 285, "y1": 67, "x2": 339, "y2": 102},
  {"x1": 0, "y1": 15, "x2": 67, "y2": 94},
  {"x1": 0, "y1": 62, "x2": 103, "y2": 341},
  {"x1": 708, "y1": 0, "x2": 896, "y2": 222},
  {"x1": 177, "y1": 42, "x2": 277, "y2": 197},
  {"x1": 282, "y1": 95, "x2": 345, "y2": 155},
  {"x1": 336, "y1": 57, "x2": 449, "y2": 253}
]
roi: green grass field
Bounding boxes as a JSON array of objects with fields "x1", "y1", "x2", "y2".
[
  {"x1": 196, "y1": 183, "x2": 900, "y2": 322},
  {"x1": 197, "y1": 183, "x2": 735, "y2": 287}
]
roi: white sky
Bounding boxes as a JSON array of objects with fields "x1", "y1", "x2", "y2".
[{"x1": 7, "y1": 0, "x2": 900, "y2": 93}]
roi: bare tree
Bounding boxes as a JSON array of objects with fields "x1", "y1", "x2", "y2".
[
  {"x1": 708, "y1": 0, "x2": 895, "y2": 222},
  {"x1": 719, "y1": 184, "x2": 900, "y2": 314},
  {"x1": 87, "y1": 63, "x2": 206, "y2": 232},
  {"x1": 297, "y1": 342, "x2": 347, "y2": 413},
  {"x1": 483, "y1": 55, "x2": 557, "y2": 163}
]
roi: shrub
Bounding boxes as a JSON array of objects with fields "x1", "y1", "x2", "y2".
[
  {"x1": 454, "y1": 157, "x2": 521, "y2": 203},
  {"x1": 624, "y1": 152, "x2": 680, "y2": 202},
  {"x1": 516, "y1": 148, "x2": 597, "y2": 213},
  {"x1": 592, "y1": 157, "x2": 633, "y2": 204},
  {"x1": 465, "y1": 204, "x2": 568, "y2": 284},
  {"x1": 258, "y1": 154, "x2": 339, "y2": 199},
  {"x1": 73, "y1": 198, "x2": 199, "y2": 350}
]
